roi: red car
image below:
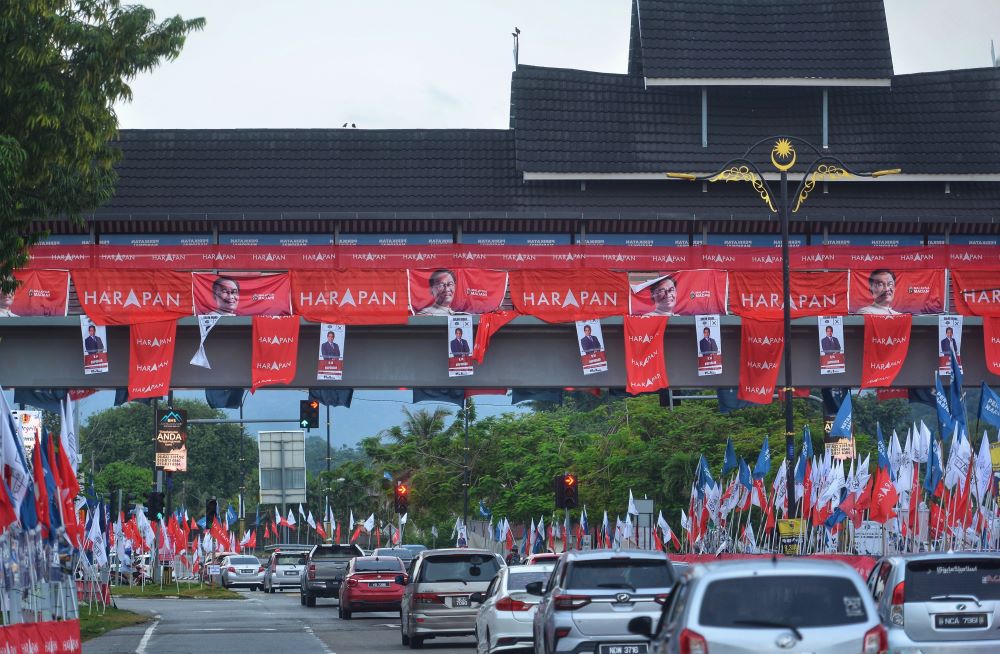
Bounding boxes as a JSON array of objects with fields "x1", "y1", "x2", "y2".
[{"x1": 338, "y1": 555, "x2": 407, "y2": 619}]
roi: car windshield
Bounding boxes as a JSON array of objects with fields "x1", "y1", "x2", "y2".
[
  {"x1": 508, "y1": 571, "x2": 552, "y2": 591},
  {"x1": 699, "y1": 575, "x2": 868, "y2": 628},
  {"x1": 275, "y1": 553, "x2": 305, "y2": 565},
  {"x1": 419, "y1": 554, "x2": 500, "y2": 583},
  {"x1": 905, "y1": 559, "x2": 1000, "y2": 601},
  {"x1": 230, "y1": 557, "x2": 258, "y2": 565},
  {"x1": 567, "y1": 558, "x2": 673, "y2": 590},
  {"x1": 356, "y1": 559, "x2": 404, "y2": 572}
]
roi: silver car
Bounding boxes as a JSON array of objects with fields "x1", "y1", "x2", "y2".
[
  {"x1": 263, "y1": 550, "x2": 308, "y2": 592},
  {"x1": 474, "y1": 564, "x2": 555, "y2": 654},
  {"x1": 220, "y1": 555, "x2": 263, "y2": 590},
  {"x1": 867, "y1": 552, "x2": 1000, "y2": 652},
  {"x1": 400, "y1": 548, "x2": 506, "y2": 649},
  {"x1": 635, "y1": 558, "x2": 885, "y2": 654},
  {"x1": 530, "y1": 549, "x2": 674, "y2": 654}
]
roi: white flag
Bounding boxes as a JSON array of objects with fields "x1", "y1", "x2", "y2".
[
  {"x1": 627, "y1": 488, "x2": 639, "y2": 516},
  {"x1": 307, "y1": 511, "x2": 317, "y2": 530},
  {"x1": 0, "y1": 387, "x2": 31, "y2": 509},
  {"x1": 60, "y1": 396, "x2": 80, "y2": 472},
  {"x1": 976, "y1": 433, "x2": 993, "y2": 502},
  {"x1": 190, "y1": 314, "x2": 222, "y2": 368},
  {"x1": 363, "y1": 513, "x2": 375, "y2": 532},
  {"x1": 287, "y1": 509, "x2": 297, "y2": 528}
]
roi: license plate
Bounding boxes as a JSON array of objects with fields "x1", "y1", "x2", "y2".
[
  {"x1": 935, "y1": 613, "x2": 988, "y2": 628},
  {"x1": 241, "y1": 569, "x2": 255, "y2": 574},
  {"x1": 598, "y1": 645, "x2": 647, "y2": 654},
  {"x1": 284, "y1": 570, "x2": 298, "y2": 576},
  {"x1": 369, "y1": 582, "x2": 390, "y2": 588},
  {"x1": 452, "y1": 595, "x2": 470, "y2": 607}
]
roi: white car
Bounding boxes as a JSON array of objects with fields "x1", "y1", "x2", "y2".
[{"x1": 474, "y1": 564, "x2": 555, "y2": 654}]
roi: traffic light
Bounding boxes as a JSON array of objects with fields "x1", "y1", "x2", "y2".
[
  {"x1": 554, "y1": 474, "x2": 567, "y2": 508},
  {"x1": 394, "y1": 482, "x2": 409, "y2": 514},
  {"x1": 206, "y1": 497, "x2": 218, "y2": 527},
  {"x1": 300, "y1": 399, "x2": 320, "y2": 430},
  {"x1": 563, "y1": 473, "x2": 580, "y2": 509},
  {"x1": 147, "y1": 491, "x2": 164, "y2": 520}
]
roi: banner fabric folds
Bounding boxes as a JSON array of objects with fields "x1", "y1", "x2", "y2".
[
  {"x1": 290, "y1": 270, "x2": 409, "y2": 325},
  {"x1": 861, "y1": 314, "x2": 912, "y2": 388},
  {"x1": 251, "y1": 316, "x2": 300, "y2": 392},
  {"x1": 728, "y1": 271, "x2": 848, "y2": 320},
  {"x1": 471, "y1": 310, "x2": 518, "y2": 364},
  {"x1": 72, "y1": 270, "x2": 193, "y2": 325},
  {"x1": 509, "y1": 270, "x2": 628, "y2": 322},
  {"x1": 950, "y1": 270, "x2": 1000, "y2": 316},
  {"x1": 737, "y1": 319, "x2": 785, "y2": 404},
  {"x1": 128, "y1": 320, "x2": 177, "y2": 400},
  {"x1": 984, "y1": 316, "x2": 1000, "y2": 375},
  {"x1": 623, "y1": 315, "x2": 668, "y2": 395},
  {"x1": 8, "y1": 270, "x2": 69, "y2": 316}
]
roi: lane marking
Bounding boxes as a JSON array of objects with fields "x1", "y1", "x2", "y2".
[
  {"x1": 135, "y1": 615, "x2": 159, "y2": 654},
  {"x1": 303, "y1": 624, "x2": 335, "y2": 654}
]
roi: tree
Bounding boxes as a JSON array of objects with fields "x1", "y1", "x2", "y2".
[
  {"x1": 0, "y1": 1, "x2": 204, "y2": 290},
  {"x1": 94, "y1": 461, "x2": 151, "y2": 504}
]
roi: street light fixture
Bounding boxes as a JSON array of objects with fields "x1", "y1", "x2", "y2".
[{"x1": 667, "y1": 135, "x2": 898, "y2": 518}]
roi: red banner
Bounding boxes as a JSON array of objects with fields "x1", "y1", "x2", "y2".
[
  {"x1": 192, "y1": 272, "x2": 291, "y2": 316},
  {"x1": 251, "y1": 316, "x2": 300, "y2": 392},
  {"x1": 729, "y1": 271, "x2": 848, "y2": 320},
  {"x1": 984, "y1": 317, "x2": 1000, "y2": 376},
  {"x1": 861, "y1": 314, "x2": 912, "y2": 388},
  {"x1": 128, "y1": 320, "x2": 177, "y2": 400},
  {"x1": 0, "y1": 619, "x2": 81, "y2": 654},
  {"x1": 72, "y1": 270, "x2": 192, "y2": 325},
  {"x1": 2, "y1": 270, "x2": 69, "y2": 316},
  {"x1": 408, "y1": 269, "x2": 507, "y2": 315},
  {"x1": 950, "y1": 270, "x2": 1000, "y2": 316},
  {"x1": 738, "y1": 319, "x2": 785, "y2": 404},
  {"x1": 471, "y1": 310, "x2": 518, "y2": 364},
  {"x1": 624, "y1": 316, "x2": 668, "y2": 395},
  {"x1": 848, "y1": 269, "x2": 944, "y2": 315},
  {"x1": 510, "y1": 270, "x2": 628, "y2": 322},
  {"x1": 628, "y1": 270, "x2": 727, "y2": 316},
  {"x1": 291, "y1": 270, "x2": 409, "y2": 325}
]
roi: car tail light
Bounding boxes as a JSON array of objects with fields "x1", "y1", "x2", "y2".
[
  {"x1": 258, "y1": 566, "x2": 264, "y2": 573},
  {"x1": 227, "y1": 566, "x2": 236, "y2": 573},
  {"x1": 678, "y1": 628, "x2": 708, "y2": 654},
  {"x1": 553, "y1": 594, "x2": 591, "y2": 610},
  {"x1": 307, "y1": 564, "x2": 316, "y2": 580},
  {"x1": 495, "y1": 596, "x2": 531, "y2": 611},
  {"x1": 889, "y1": 582, "x2": 905, "y2": 626},
  {"x1": 654, "y1": 592, "x2": 671, "y2": 605},
  {"x1": 414, "y1": 593, "x2": 444, "y2": 604},
  {"x1": 862, "y1": 624, "x2": 887, "y2": 654},
  {"x1": 346, "y1": 578, "x2": 358, "y2": 588},
  {"x1": 553, "y1": 627, "x2": 571, "y2": 648}
]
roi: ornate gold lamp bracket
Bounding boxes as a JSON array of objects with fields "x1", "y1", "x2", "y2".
[
  {"x1": 708, "y1": 165, "x2": 776, "y2": 212},
  {"x1": 793, "y1": 163, "x2": 852, "y2": 213}
]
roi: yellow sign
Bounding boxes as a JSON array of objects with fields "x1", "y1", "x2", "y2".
[
  {"x1": 776, "y1": 519, "x2": 805, "y2": 555},
  {"x1": 991, "y1": 442, "x2": 1000, "y2": 472}
]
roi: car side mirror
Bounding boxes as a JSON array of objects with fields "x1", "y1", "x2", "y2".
[
  {"x1": 628, "y1": 616, "x2": 653, "y2": 637},
  {"x1": 469, "y1": 592, "x2": 486, "y2": 604},
  {"x1": 524, "y1": 581, "x2": 544, "y2": 596},
  {"x1": 395, "y1": 574, "x2": 408, "y2": 585}
]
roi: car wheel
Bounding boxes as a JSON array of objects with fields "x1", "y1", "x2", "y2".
[
  {"x1": 409, "y1": 635, "x2": 424, "y2": 649},
  {"x1": 401, "y1": 630, "x2": 410, "y2": 646},
  {"x1": 342, "y1": 606, "x2": 352, "y2": 619},
  {"x1": 306, "y1": 594, "x2": 316, "y2": 607},
  {"x1": 300, "y1": 592, "x2": 305, "y2": 606}
]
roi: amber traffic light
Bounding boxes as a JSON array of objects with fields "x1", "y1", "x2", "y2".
[{"x1": 394, "y1": 482, "x2": 409, "y2": 514}]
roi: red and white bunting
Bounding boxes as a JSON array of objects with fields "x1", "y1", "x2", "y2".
[
  {"x1": 291, "y1": 270, "x2": 409, "y2": 325},
  {"x1": 860, "y1": 314, "x2": 912, "y2": 388},
  {"x1": 623, "y1": 315, "x2": 668, "y2": 394},
  {"x1": 737, "y1": 319, "x2": 785, "y2": 404},
  {"x1": 510, "y1": 270, "x2": 628, "y2": 322},
  {"x1": 128, "y1": 320, "x2": 177, "y2": 400},
  {"x1": 72, "y1": 269, "x2": 193, "y2": 325},
  {"x1": 251, "y1": 316, "x2": 300, "y2": 392}
]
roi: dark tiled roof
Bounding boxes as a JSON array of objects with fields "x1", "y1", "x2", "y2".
[
  {"x1": 100, "y1": 129, "x2": 519, "y2": 213},
  {"x1": 511, "y1": 65, "x2": 1000, "y2": 175},
  {"x1": 635, "y1": 0, "x2": 893, "y2": 79}
]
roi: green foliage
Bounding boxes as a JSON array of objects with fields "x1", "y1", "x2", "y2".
[
  {"x1": 303, "y1": 437, "x2": 366, "y2": 477},
  {"x1": 94, "y1": 461, "x2": 151, "y2": 502},
  {"x1": 0, "y1": 1, "x2": 203, "y2": 289}
]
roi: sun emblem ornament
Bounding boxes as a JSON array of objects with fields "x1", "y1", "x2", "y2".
[{"x1": 770, "y1": 138, "x2": 797, "y2": 172}]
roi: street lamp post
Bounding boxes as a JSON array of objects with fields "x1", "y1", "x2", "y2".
[{"x1": 669, "y1": 136, "x2": 898, "y2": 518}]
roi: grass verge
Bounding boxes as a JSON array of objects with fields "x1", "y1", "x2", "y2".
[
  {"x1": 79, "y1": 606, "x2": 150, "y2": 641},
  {"x1": 111, "y1": 581, "x2": 244, "y2": 600}
]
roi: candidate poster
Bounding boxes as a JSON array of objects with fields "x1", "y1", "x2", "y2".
[
  {"x1": 628, "y1": 270, "x2": 727, "y2": 317},
  {"x1": 576, "y1": 319, "x2": 608, "y2": 375},
  {"x1": 817, "y1": 316, "x2": 846, "y2": 375},
  {"x1": 10, "y1": 410, "x2": 41, "y2": 459},
  {"x1": 317, "y1": 323, "x2": 346, "y2": 381},
  {"x1": 155, "y1": 408, "x2": 187, "y2": 473},
  {"x1": 80, "y1": 315, "x2": 108, "y2": 375},
  {"x1": 938, "y1": 314, "x2": 963, "y2": 375},
  {"x1": 192, "y1": 272, "x2": 292, "y2": 316},
  {"x1": 848, "y1": 269, "x2": 945, "y2": 315},
  {"x1": 447, "y1": 314, "x2": 474, "y2": 377},
  {"x1": 408, "y1": 269, "x2": 507, "y2": 315},
  {"x1": 695, "y1": 314, "x2": 722, "y2": 376}
]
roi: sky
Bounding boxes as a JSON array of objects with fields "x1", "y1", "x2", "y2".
[{"x1": 115, "y1": 0, "x2": 1000, "y2": 130}]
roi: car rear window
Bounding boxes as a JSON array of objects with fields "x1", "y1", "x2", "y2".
[
  {"x1": 699, "y1": 575, "x2": 868, "y2": 628},
  {"x1": 905, "y1": 559, "x2": 1000, "y2": 601},
  {"x1": 356, "y1": 559, "x2": 404, "y2": 572},
  {"x1": 312, "y1": 545, "x2": 360, "y2": 560},
  {"x1": 508, "y1": 571, "x2": 552, "y2": 591},
  {"x1": 374, "y1": 549, "x2": 415, "y2": 560},
  {"x1": 419, "y1": 554, "x2": 501, "y2": 583},
  {"x1": 230, "y1": 557, "x2": 258, "y2": 565},
  {"x1": 275, "y1": 553, "x2": 306, "y2": 565},
  {"x1": 566, "y1": 558, "x2": 673, "y2": 590}
]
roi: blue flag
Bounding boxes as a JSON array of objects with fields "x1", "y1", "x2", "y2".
[
  {"x1": 722, "y1": 438, "x2": 737, "y2": 477},
  {"x1": 802, "y1": 425, "x2": 814, "y2": 460},
  {"x1": 738, "y1": 457, "x2": 753, "y2": 490},
  {"x1": 979, "y1": 382, "x2": 1000, "y2": 430},
  {"x1": 876, "y1": 423, "x2": 890, "y2": 471},
  {"x1": 196, "y1": 516, "x2": 207, "y2": 529},
  {"x1": 829, "y1": 392, "x2": 853, "y2": 439},
  {"x1": 226, "y1": 504, "x2": 238, "y2": 525},
  {"x1": 698, "y1": 455, "x2": 717, "y2": 491},
  {"x1": 479, "y1": 500, "x2": 492, "y2": 518},
  {"x1": 949, "y1": 348, "x2": 967, "y2": 433},
  {"x1": 752, "y1": 436, "x2": 771, "y2": 480},
  {"x1": 924, "y1": 437, "x2": 943, "y2": 493},
  {"x1": 383, "y1": 471, "x2": 393, "y2": 481},
  {"x1": 935, "y1": 373, "x2": 956, "y2": 437},
  {"x1": 795, "y1": 451, "x2": 807, "y2": 484}
]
